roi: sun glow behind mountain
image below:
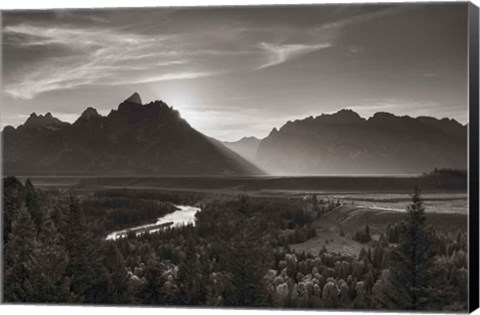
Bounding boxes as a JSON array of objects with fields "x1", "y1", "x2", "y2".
[{"x1": 1, "y1": 4, "x2": 468, "y2": 141}]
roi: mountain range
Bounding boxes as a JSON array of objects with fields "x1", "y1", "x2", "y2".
[
  {"x1": 2, "y1": 93, "x2": 263, "y2": 176},
  {"x1": 254, "y1": 109, "x2": 467, "y2": 175},
  {"x1": 222, "y1": 137, "x2": 261, "y2": 162},
  {"x1": 2, "y1": 95, "x2": 467, "y2": 176}
]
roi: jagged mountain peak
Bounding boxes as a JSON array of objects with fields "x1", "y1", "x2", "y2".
[
  {"x1": 116, "y1": 93, "x2": 144, "y2": 113},
  {"x1": 226, "y1": 136, "x2": 260, "y2": 144},
  {"x1": 242, "y1": 136, "x2": 260, "y2": 141},
  {"x1": 111, "y1": 98, "x2": 178, "y2": 124},
  {"x1": 270, "y1": 127, "x2": 279, "y2": 135},
  {"x1": 23, "y1": 111, "x2": 66, "y2": 129},
  {"x1": 2, "y1": 93, "x2": 263, "y2": 176},
  {"x1": 417, "y1": 115, "x2": 462, "y2": 126},
  {"x1": 80, "y1": 107, "x2": 102, "y2": 119},
  {"x1": 370, "y1": 111, "x2": 398, "y2": 120},
  {"x1": 256, "y1": 109, "x2": 467, "y2": 175},
  {"x1": 314, "y1": 109, "x2": 364, "y2": 124},
  {"x1": 124, "y1": 92, "x2": 142, "y2": 105}
]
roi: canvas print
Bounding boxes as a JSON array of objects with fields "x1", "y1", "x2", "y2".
[{"x1": 1, "y1": 2, "x2": 478, "y2": 312}]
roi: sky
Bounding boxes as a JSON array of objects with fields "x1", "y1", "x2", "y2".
[{"x1": 1, "y1": 3, "x2": 469, "y2": 141}]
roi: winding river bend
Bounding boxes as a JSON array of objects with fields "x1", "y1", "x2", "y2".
[{"x1": 106, "y1": 205, "x2": 201, "y2": 241}]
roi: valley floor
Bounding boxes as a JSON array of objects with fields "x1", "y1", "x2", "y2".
[
  {"x1": 3, "y1": 175, "x2": 469, "y2": 310},
  {"x1": 290, "y1": 204, "x2": 467, "y2": 257}
]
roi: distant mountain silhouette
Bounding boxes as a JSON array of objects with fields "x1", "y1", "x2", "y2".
[
  {"x1": 3, "y1": 93, "x2": 263, "y2": 176},
  {"x1": 256, "y1": 109, "x2": 467, "y2": 175},
  {"x1": 21, "y1": 112, "x2": 69, "y2": 131},
  {"x1": 223, "y1": 136, "x2": 261, "y2": 162}
]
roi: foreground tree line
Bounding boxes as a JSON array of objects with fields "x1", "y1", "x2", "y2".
[{"x1": 2, "y1": 176, "x2": 468, "y2": 310}]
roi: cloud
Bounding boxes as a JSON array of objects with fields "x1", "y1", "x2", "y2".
[
  {"x1": 4, "y1": 23, "x2": 166, "y2": 49},
  {"x1": 116, "y1": 71, "x2": 217, "y2": 85},
  {"x1": 3, "y1": 7, "x2": 404, "y2": 99},
  {"x1": 3, "y1": 23, "x2": 222, "y2": 99},
  {"x1": 313, "y1": 7, "x2": 401, "y2": 33},
  {"x1": 256, "y1": 42, "x2": 332, "y2": 70},
  {"x1": 260, "y1": 7, "x2": 403, "y2": 63},
  {"x1": 253, "y1": 8, "x2": 400, "y2": 70}
]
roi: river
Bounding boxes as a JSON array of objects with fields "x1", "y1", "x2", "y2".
[{"x1": 106, "y1": 205, "x2": 201, "y2": 240}]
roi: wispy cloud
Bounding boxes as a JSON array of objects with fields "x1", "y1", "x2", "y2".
[
  {"x1": 312, "y1": 7, "x2": 402, "y2": 33},
  {"x1": 254, "y1": 7, "x2": 401, "y2": 70},
  {"x1": 256, "y1": 42, "x2": 332, "y2": 69},
  {"x1": 4, "y1": 23, "x2": 165, "y2": 48},
  {"x1": 3, "y1": 6, "x2": 405, "y2": 99},
  {"x1": 116, "y1": 71, "x2": 217, "y2": 85},
  {"x1": 3, "y1": 23, "x2": 221, "y2": 99}
]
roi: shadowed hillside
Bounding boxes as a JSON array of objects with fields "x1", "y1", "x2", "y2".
[
  {"x1": 256, "y1": 110, "x2": 467, "y2": 175},
  {"x1": 223, "y1": 136, "x2": 261, "y2": 162},
  {"x1": 2, "y1": 93, "x2": 263, "y2": 176}
]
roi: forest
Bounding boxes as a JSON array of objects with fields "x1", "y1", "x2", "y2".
[{"x1": 2, "y1": 176, "x2": 469, "y2": 311}]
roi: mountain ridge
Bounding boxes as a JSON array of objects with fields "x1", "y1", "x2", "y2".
[
  {"x1": 256, "y1": 109, "x2": 467, "y2": 175},
  {"x1": 3, "y1": 93, "x2": 264, "y2": 176},
  {"x1": 3, "y1": 104, "x2": 467, "y2": 176},
  {"x1": 222, "y1": 136, "x2": 261, "y2": 162}
]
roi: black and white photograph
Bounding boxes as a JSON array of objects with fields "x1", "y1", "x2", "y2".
[{"x1": 1, "y1": 1, "x2": 479, "y2": 312}]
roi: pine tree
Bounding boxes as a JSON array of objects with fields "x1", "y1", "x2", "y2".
[
  {"x1": 137, "y1": 259, "x2": 169, "y2": 304},
  {"x1": 3, "y1": 205, "x2": 40, "y2": 302},
  {"x1": 372, "y1": 187, "x2": 443, "y2": 310},
  {"x1": 220, "y1": 223, "x2": 273, "y2": 307},
  {"x1": 102, "y1": 242, "x2": 131, "y2": 304},
  {"x1": 3, "y1": 176, "x2": 25, "y2": 242},
  {"x1": 312, "y1": 194, "x2": 319, "y2": 213},
  {"x1": 30, "y1": 212, "x2": 72, "y2": 302},
  {"x1": 177, "y1": 237, "x2": 207, "y2": 305},
  {"x1": 364, "y1": 225, "x2": 371, "y2": 242},
  {"x1": 64, "y1": 196, "x2": 94, "y2": 300},
  {"x1": 25, "y1": 178, "x2": 43, "y2": 229}
]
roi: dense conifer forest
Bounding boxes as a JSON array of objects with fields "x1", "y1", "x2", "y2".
[{"x1": 2, "y1": 176, "x2": 468, "y2": 310}]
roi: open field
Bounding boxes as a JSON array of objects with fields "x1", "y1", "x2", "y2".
[
  {"x1": 290, "y1": 204, "x2": 468, "y2": 257},
  {"x1": 21, "y1": 173, "x2": 467, "y2": 193},
  {"x1": 23, "y1": 175, "x2": 468, "y2": 215}
]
